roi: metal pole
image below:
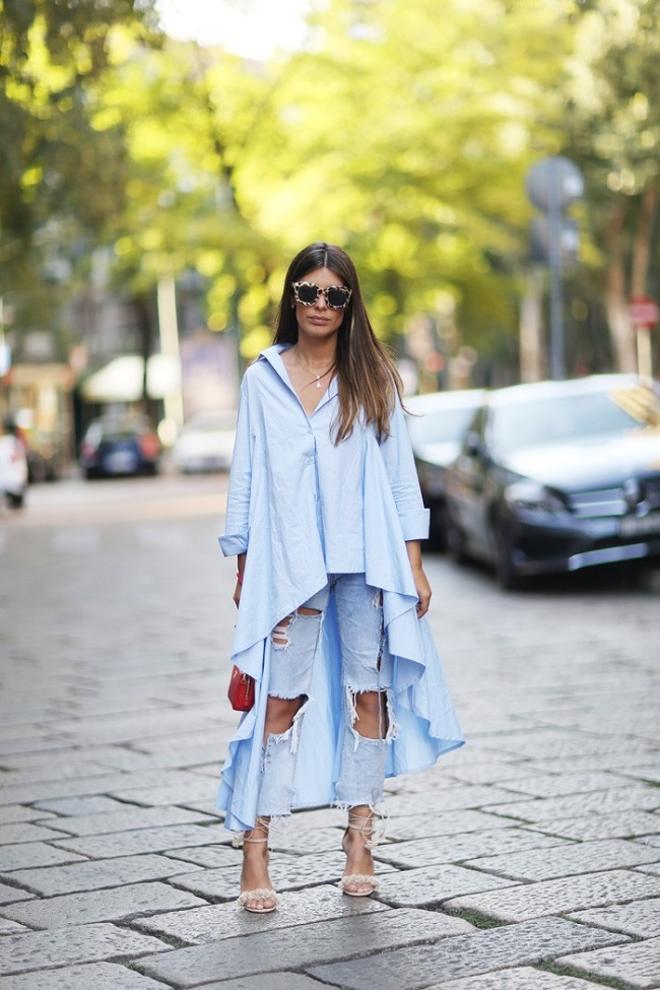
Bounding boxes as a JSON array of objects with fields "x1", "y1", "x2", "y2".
[
  {"x1": 636, "y1": 326, "x2": 653, "y2": 386},
  {"x1": 547, "y1": 170, "x2": 565, "y2": 380}
]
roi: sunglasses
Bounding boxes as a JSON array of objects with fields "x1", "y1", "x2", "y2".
[{"x1": 292, "y1": 280, "x2": 352, "y2": 310}]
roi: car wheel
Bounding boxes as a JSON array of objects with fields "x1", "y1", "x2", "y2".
[
  {"x1": 493, "y1": 523, "x2": 522, "y2": 590},
  {"x1": 428, "y1": 503, "x2": 449, "y2": 551}
]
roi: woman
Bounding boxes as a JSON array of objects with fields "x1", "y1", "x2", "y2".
[{"x1": 217, "y1": 242, "x2": 465, "y2": 913}]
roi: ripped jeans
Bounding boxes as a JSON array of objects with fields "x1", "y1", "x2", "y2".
[{"x1": 256, "y1": 572, "x2": 397, "y2": 817}]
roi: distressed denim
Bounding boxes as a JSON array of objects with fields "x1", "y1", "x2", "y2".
[{"x1": 255, "y1": 572, "x2": 397, "y2": 817}]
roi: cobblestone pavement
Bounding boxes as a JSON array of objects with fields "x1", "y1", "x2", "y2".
[{"x1": 1, "y1": 473, "x2": 659, "y2": 989}]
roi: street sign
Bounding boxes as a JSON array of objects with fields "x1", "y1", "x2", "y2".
[
  {"x1": 629, "y1": 296, "x2": 658, "y2": 329},
  {"x1": 526, "y1": 156, "x2": 585, "y2": 213}
]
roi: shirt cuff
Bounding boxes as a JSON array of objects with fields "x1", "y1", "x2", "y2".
[
  {"x1": 398, "y1": 507, "x2": 431, "y2": 542},
  {"x1": 218, "y1": 533, "x2": 249, "y2": 557}
]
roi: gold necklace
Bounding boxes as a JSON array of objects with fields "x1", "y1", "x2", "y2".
[{"x1": 288, "y1": 352, "x2": 336, "y2": 390}]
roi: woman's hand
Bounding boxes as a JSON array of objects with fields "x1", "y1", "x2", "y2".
[
  {"x1": 232, "y1": 579, "x2": 242, "y2": 610},
  {"x1": 413, "y1": 564, "x2": 432, "y2": 618}
]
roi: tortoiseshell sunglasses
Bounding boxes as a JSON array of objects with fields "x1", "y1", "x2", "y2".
[{"x1": 292, "y1": 281, "x2": 352, "y2": 310}]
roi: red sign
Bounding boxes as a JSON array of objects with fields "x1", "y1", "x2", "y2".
[{"x1": 629, "y1": 296, "x2": 658, "y2": 329}]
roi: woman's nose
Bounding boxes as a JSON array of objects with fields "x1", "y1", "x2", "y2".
[{"x1": 314, "y1": 292, "x2": 328, "y2": 310}]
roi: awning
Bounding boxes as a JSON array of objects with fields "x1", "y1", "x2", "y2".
[{"x1": 80, "y1": 354, "x2": 181, "y2": 403}]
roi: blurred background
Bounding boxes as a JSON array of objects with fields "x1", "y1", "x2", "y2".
[{"x1": 0, "y1": 0, "x2": 659, "y2": 591}]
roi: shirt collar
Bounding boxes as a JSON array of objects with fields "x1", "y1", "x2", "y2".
[{"x1": 257, "y1": 342, "x2": 338, "y2": 406}]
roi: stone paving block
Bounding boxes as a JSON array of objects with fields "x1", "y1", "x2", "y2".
[
  {"x1": 567, "y1": 896, "x2": 660, "y2": 937},
  {"x1": 43, "y1": 805, "x2": 218, "y2": 837},
  {"x1": 306, "y1": 915, "x2": 629, "y2": 990},
  {"x1": 374, "y1": 827, "x2": 569, "y2": 868},
  {"x1": 1, "y1": 881, "x2": 207, "y2": 929},
  {"x1": 0, "y1": 922, "x2": 168, "y2": 976},
  {"x1": 488, "y1": 770, "x2": 632, "y2": 798},
  {"x1": 0, "y1": 823, "x2": 70, "y2": 845},
  {"x1": 0, "y1": 843, "x2": 86, "y2": 872},
  {"x1": 525, "y1": 809, "x2": 660, "y2": 841},
  {"x1": 555, "y1": 933, "x2": 660, "y2": 989},
  {"x1": 474, "y1": 729, "x2": 631, "y2": 760},
  {"x1": 0, "y1": 768, "x2": 211, "y2": 807},
  {"x1": 134, "y1": 907, "x2": 467, "y2": 987},
  {"x1": 48, "y1": 710, "x2": 218, "y2": 746},
  {"x1": 384, "y1": 810, "x2": 515, "y2": 842},
  {"x1": 529, "y1": 750, "x2": 660, "y2": 776},
  {"x1": 0, "y1": 808, "x2": 56, "y2": 826},
  {"x1": 384, "y1": 784, "x2": 526, "y2": 817},
  {"x1": 183, "y1": 977, "x2": 328, "y2": 990},
  {"x1": 0, "y1": 762, "x2": 115, "y2": 787},
  {"x1": 444, "y1": 868, "x2": 660, "y2": 923},
  {"x1": 636, "y1": 862, "x2": 660, "y2": 877},
  {"x1": 4, "y1": 853, "x2": 202, "y2": 896},
  {"x1": 133, "y1": 883, "x2": 403, "y2": 943},
  {"x1": 484, "y1": 784, "x2": 660, "y2": 822},
  {"x1": 464, "y1": 838, "x2": 660, "y2": 881},
  {"x1": 373, "y1": 863, "x2": 516, "y2": 907},
  {"x1": 0, "y1": 919, "x2": 29, "y2": 935},
  {"x1": 613, "y1": 766, "x2": 660, "y2": 785},
  {"x1": 0, "y1": 960, "x2": 185, "y2": 989},
  {"x1": 31, "y1": 796, "x2": 132, "y2": 816},
  {"x1": 426, "y1": 966, "x2": 611, "y2": 989},
  {"x1": 52, "y1": 823, "x2": 223, "y2": 858},
  {"x1": 446, "y1": 762, "x2": 537, "y2": 786},
  {"x1": 0, "y1": 773, "x2": 130, "y2": 806},
  {"x1": 169, "y1": 851, "x2": 399, "y2": 900},
  {"x1": 172, "y1": 800, "x2": 224, "y2": 820},
  {"x1": 0, "y1": 884, "x2": 33, "y2": 906},
  {"x1": 0, "y1": 735, "x2": 74, "y2": 760},
  {"x1": 108, "y1": 778, "x2": 216, "y2": 806},
  {"x1": 162, "y1": 844, "x2": 241, "y2": 869},
  {"x1": 267, "y1": 826, "x2": 346, "y2": 855},
  {"x1": 637, "y1": 835, "x2": 660, "y2": 848}
]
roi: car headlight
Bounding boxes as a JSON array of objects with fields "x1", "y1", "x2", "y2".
[{"x1": 504, "y1": 480, "x2": 565, "y2": 514}]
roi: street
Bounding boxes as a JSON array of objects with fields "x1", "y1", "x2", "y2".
[{"x1": 0, "y1": 471, "x2": 659, "y2": 989}]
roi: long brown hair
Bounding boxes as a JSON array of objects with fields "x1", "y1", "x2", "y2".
[{"x1": 272, "y1": 242, "x2": 408, "y2": 445}]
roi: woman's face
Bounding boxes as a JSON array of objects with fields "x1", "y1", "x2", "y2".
[{"x1": 293, "y1": 267, "x2": 348, "y2": 341}]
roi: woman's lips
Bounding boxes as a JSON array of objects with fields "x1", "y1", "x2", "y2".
[{"x1": 308, "y1": 317, "x2": 331, "y2": 325}]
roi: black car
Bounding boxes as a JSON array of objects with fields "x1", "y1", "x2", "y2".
[
  {"x1": 444, "y1": 374, "x2": 660, "y2": 588},
  {"x1": 404, "y1": 389, "x2": 485, "y2": 547}
]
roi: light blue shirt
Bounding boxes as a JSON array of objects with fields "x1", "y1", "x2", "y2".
[
  {"x1": 219, "y1": 341, "x2": 430, "y2": 571},
  {"x1": 216, "y1": 341, "x2": 464, "y2": 833}
]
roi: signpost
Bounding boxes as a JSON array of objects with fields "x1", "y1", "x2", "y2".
[
  {"x1": 526, "y1": 156, "x2": 584, "y2": 380},
  {"x1": 629, "y1": 295, "x2": 658, "y2": 386}
]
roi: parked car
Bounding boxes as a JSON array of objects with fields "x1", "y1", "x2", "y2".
[
  {"x1": 404, "y1": 389, "x2": 486, "y2": 547},
  {"x1": 171, "y1": 409, "x2": 236, "y2": 474},
  {"x1": 80, "y1": 413, "x2": 160, "y2": 479},
  {"x1": 0, "y1": 417, "x2": 28, "y2": 509},
  {"x1": 444, "y1": 374, "x2": 660, "y2": 588}
]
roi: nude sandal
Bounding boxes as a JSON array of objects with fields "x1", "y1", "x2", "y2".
[
  {"x1": 236, "y1": 816, "x2": 279, "y2": 913},
  {"x1": 339, "y1": 808, "x2": 383, "y2": 897}
]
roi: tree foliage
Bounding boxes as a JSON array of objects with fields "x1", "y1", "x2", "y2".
[{"x1": 2, "y1": 0, "x2": 657, "y2": 375}]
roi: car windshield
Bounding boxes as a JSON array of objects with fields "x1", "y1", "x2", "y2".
[
  {"x1": 407, "y1": 405, "x2": 479, "y2": 444},
  {"x1": 491, "y1": 385, "x2": 660, "y2": 454}
]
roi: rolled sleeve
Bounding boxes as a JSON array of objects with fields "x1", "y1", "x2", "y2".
[
  {"x1": 219, "y1": 376, "x2": 253, "y2": 557},
  {"x1": 379, "y1": 394, "x2": 430, "y2": 542}
]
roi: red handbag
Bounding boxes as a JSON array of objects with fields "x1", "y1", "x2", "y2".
[{"x1": 228, "y1": 664, "x2": 255, "y2": 712}]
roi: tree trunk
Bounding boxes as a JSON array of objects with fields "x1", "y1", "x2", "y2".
[
  {"x1": 604, "y1": 201, "x2": 636, "y2": 372},
  {"x1": 631, "y1": 181, "x2": 657, "y2": 298}
]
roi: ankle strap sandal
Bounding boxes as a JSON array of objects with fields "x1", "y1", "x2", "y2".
[
  {"x1": 339, "y1": 808, "x2": 384, "y2": 897},
  {"x1": 236, "y1": 816, "x2": 278, "y2": 914}
]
